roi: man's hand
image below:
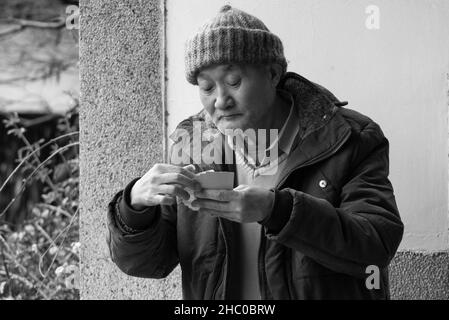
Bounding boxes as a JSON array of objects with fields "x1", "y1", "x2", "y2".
[
  {"x1": 130, "y1": 164, "x2": 201, "y2": 210},
  {"x1": 192, "y1": 185, "x2": 275, "y2": 223}
]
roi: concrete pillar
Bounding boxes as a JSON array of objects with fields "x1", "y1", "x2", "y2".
[{"x1": 79, "y1": 0, "x2": 181, "y2": 299}]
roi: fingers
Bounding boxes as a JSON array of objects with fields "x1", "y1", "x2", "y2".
[
  {"x1": 194, "y1": 189, "x2": 238, "y2": 202},
  {"x1": 175, "y1": 165, "x2": 197, "y2": 179},
  {"x1": 160, "y1": 173, "x2": 201, "y2": 191},
  {"x1": 135, "y1": 163, "x2": 202, "y2": 208},
  {"x1": 153, "y1": 163, "x2": 201, "y2": 190},
  {"x1": 154, "y1": 163, "x2": 197, "y2": 179},
  {"x1": 191, "y1": 198, "x2": 234, "y2": 212},
  {"x1": 152, "y1": 194, "x2": 176, "y2": 206},
  {"x1": 233, "y1": 184, "x2": 249, "y2": 191},
  {"x1": 157, "y1": 184, "x2": 190, "y2": 200},
  {"x1": 198, "y1": 208, "x2": 240, "y2": 222},
  {"x1": 183, "y1": 164, "x2": 197, "y2": 173}
]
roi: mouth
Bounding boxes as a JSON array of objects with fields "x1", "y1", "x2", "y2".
[{"x1": 219, "y1": 114, "x2": 242, "y2": 120}]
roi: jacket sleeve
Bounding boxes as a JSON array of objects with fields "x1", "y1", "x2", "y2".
[
  {"x1": 261, "y1": 123, "x2": 404, "y2": 278},
  {"x1": 105, "y1": 121, "x2": 201, "y2": 279},
  {"x1": 106, "y1": 179, "x2": 179, "y2": 279}
]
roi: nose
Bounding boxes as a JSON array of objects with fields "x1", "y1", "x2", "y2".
[{"x1": 214, "y1": 87, "x2": 233, "y2": 110}]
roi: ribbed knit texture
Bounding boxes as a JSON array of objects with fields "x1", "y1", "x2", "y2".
[{"x1": 184, "y1": 5, "x2": 287, "y2": 85}]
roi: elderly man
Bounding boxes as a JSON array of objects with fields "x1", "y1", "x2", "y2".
[{"x1": 106, "y1": 5, "x2": 403, "y2": 300}]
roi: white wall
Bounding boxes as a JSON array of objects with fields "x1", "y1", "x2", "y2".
[{"x1": 166, "y1": 0, "x2": 449, "y2": 251}]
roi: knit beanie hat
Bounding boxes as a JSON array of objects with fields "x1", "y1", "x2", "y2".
[{"x1": 184, "y1": 5, "x2": 288, "y2": 85}]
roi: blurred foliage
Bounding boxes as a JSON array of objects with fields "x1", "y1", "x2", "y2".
[
  {"x1": 0, "y1": 0, "x2": 80, "y2": 300},
  {"x1": 0, "y1": 98, "x2": 79, "y2": 300}
]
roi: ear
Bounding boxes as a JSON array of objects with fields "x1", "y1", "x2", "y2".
[{"x1": 267, "y1": 63, "x2": 283, "y2": 88}]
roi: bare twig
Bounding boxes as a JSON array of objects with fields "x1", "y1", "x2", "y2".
[
  {"x1": 0, "y1": 24, "x2": 22, "y2": 37},
  {"x1": 1, "y1": 247, "x2": 13, "y2": 297},
  {"x1": 0, "y1": 60, "x2": 77, "y2": 84},
  {"x1": 38, "y1": 208, "x2": 79, "y2": 278},
  {"x1": 0, "y1": 142, "x2": 79, "y2": 217},
  {"x1": 0, "y1": 250, "x2": 51, "y2": 299},
  {"x1": 0, "y1": 234, "x2": 11, "y2": 252},
  {"x1": 36, "y1": 203, "x2": 73, "y2": 219},
  {"x1": 6, "y1": 116, "x2": 58, "y2": 191},
  {"x1": 20, "y1": 114, "x2": 60, "y2": 128},
  {"x1": 10, "y1": 17, "x2": 66, "y2": 29},
  {"x1": 33, "y1": 223, "x2": 55, "y2": 247},
  {"x1": 1, "y1": 234, "x2": 52, "y2": 299},
  {"x1": 0, "y1": 132, "x2": 79, "y2": 194},
  {"x1": 0, "y1": 17, "x2": 66, "y2": 37},
  {"x1": 8, "y1": 273, "x2": 34, "y2": 289}
]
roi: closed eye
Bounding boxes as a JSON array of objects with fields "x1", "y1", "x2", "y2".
[
  {"x1": 227, "y1": 78, "x2": 241, "y2": 87},
  {"x1": 200, "y1": 85, "x2": 214, "y2": 93}
]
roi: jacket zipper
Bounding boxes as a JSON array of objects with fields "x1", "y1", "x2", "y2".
[
  {"x1": 212, "y1": 218, "x2": 229, "y2": 300},
  {"x1": 257, "y1": 129, "x2": 352, "y2": 299},
  {"x1": 258, "y1": 227, "x2": 271, "y2": 299}
]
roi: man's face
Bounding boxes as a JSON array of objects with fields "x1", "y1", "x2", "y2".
[{"x1": 197, "y1": 64, "x2": 276, "y2": 132}]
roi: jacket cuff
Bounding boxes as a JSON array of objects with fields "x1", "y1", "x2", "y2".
[
  {"x1": 259, "y1": 189, "x2": 293, "y2": 234},
  {"x1": 118, "y1": 178, "x2": 157, "y2": 230}
]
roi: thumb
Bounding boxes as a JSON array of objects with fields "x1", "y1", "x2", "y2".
[
  {"x1": 233, "y1": 184, "x2": 249, "y2": 191},
  {"x1": 183, "y1": 164, "x2": 197, "y2": 173}
]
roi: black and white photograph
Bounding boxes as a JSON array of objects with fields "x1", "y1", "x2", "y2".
[{"x1": 1, "y1": 0, "x2": 449, "y2": 308}]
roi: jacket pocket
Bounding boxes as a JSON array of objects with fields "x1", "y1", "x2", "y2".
[{"x1": 292, "y1": 251, "x2": 335, "y2": 279}]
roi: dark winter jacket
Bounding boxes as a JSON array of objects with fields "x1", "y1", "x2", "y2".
[{"x1": 106, "y1": 72, "x2": 404, "y2": 300}]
